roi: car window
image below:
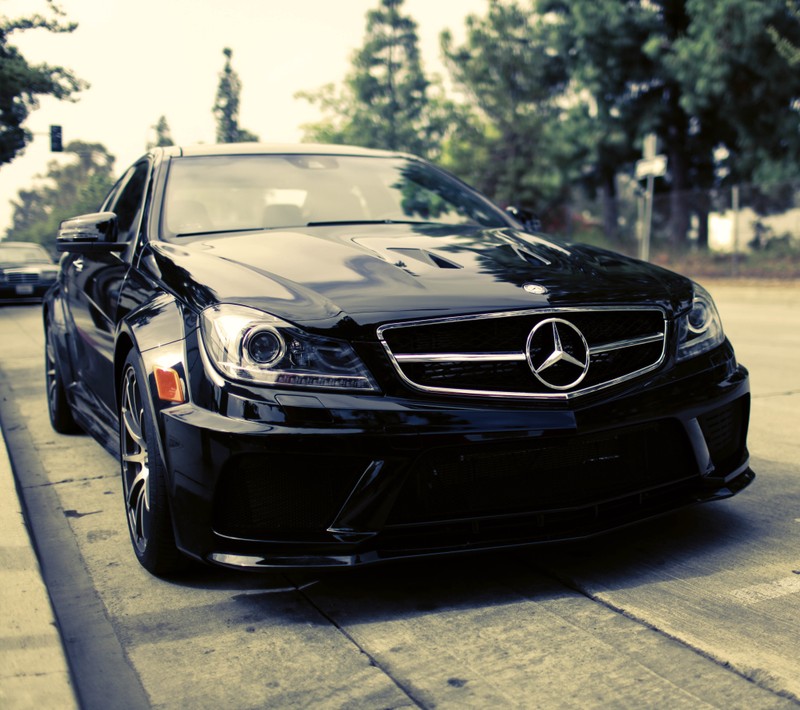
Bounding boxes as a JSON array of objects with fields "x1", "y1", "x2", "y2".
[
  {"x1": 111, "y1": 161, "x2": 150, "y2": 242},
  {"x1": 100, "y1": 173, "x2": 126, "y2": 213},
  {"x1": 0, "y1": 244, "x2": 53, "y2": 265},
  {"x1": 161, "y1": 155, "x2": 509, "y2": 239}
]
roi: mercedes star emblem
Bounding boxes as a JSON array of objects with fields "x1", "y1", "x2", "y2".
[{"x1": 526, "y1": 318, "x2": 590, "y2": 390}]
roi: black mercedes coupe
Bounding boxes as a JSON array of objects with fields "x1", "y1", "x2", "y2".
[{"x1": 44, "y1": 144, "x2": 753, "y2": 575}]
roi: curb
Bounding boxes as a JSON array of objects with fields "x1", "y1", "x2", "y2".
[{"x1": 0, "y1": 420, "x2": 78, "y2": 709}]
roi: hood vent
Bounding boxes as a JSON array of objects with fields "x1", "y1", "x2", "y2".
[
  {"x1": 488, "y1": 243, "x2": 553, "y2": 267},
  {"x1": 387, "y1": 248, "x2": 462, "y2": 270},
  {"x1": 517, "y1": 247, "x2": 552, "y2": 266}
]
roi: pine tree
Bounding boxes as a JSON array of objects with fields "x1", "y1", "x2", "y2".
[
  {"x1": 298, "y1": 0, "x2": 450, "y2": 159},
  {"x1": 440, "y1": 1, "x2": 568, "y2": 211},
  {"x1": 212, "y1": 47, "x2": 259, "y2": 143},
  {"x1": 148, "y1": 115, "x2": 174, "y2": 148}
]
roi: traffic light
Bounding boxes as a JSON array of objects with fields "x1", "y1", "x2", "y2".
[{"x1": 50, "y1": 125, "x2": 63, "y2": 152}]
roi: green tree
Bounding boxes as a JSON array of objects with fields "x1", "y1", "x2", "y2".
[
  {"x1": 541, "y1": 0, "x2": 658, "y2": 240},
  {"x1": 544, "y1": 0, "x2": 800, "y2": 246},
  {"x1": 667, "y1": 0, "x2": 800, "y2": 186},
  {"x1": 147, "y1": 115, "x2": 174, "y2": 148},
  {"x1": 4, "y1": 141, "x2": 115, "y2": 249},
  {"x1": 543, "y1": 0, "x2": 696, "y2": 244},
  {"x1": 770, "y1": 1, "x2": 800, "y2": 66},
  {"x1": 0, "y1": 0, "x2": 87, "y2": 166},
  {"x1": 213, "y1": 47, "x2": 259, "y2": 143},
  {"x1": 298, "y1": 0, "x2": 450, "y2": 159},
  {"x1": 440, "y1": 0, "x2": 568, "y2": 213}
]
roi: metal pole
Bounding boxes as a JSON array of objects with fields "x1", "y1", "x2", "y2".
[
  {"x1": 637, "y1": 189, "x2": 645, "y2": 258},
  {"x1": 641, "y1": 174, "x2": 654, "y2": 262},
  {"x1": 731, "y1": 185, "x2": 740, "y2": 277}
]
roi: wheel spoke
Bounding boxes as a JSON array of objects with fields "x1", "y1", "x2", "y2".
[
  {"x1": 119, "y1": 364, "x2": 154, "y2": 555},
  {"x1": 134, "y1": 485, "x2": 146, "y2": 542},
  {"x1": 121, "y1": 371, "x2": 145, "y2": 447},
  {"x1": 126, "y1": 468, "x2": 149, "y2": 509},
  {"x1": 126, "y1": 375, "x2": 139, "y2": 417},
  {"x1": 122, "y1": 449, "x2": 146, "y2": 465},
  {"x1": 45, "y1": 333, "x2": 57, "y2": 411},
  {"x1": 121, "y1": 404, "x2": 144, "y2": 447}
]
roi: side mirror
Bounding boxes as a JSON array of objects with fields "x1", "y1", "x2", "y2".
[
  {"x1": 505, "y1": 206, "x2": 541, "y2": 233},
  {"x1": 57, "y1": 212, "x2": 126, "y2": 253}
]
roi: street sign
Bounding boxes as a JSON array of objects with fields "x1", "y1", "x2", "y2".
[{"x1": 635, "y1": 154, "x2": 667, "y2": 180}]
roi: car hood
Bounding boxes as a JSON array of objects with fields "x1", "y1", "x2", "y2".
[
  {"x1": 149, "y1": 224, "x2": 693, "y2": 329},
  {"x1": 0, "y1": 262, "x2": 54, "y2": 271}
]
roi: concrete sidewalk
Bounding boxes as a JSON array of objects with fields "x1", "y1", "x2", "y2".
[{"x1": 0, "y1": 422, "x2": 78, "y2": 709}]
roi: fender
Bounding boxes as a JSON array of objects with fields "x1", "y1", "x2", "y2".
[{"x1": 115, "y1": 292, "x2": 195, "y2": 462}]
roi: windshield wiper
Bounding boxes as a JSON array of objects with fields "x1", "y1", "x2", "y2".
[
  {"x1": 175, "y1": 220, "x2": 439, "y2": 236},
  {"x1": 174, "y1": 227, "x2": 263, "y2": 238},
  {"x1": 305, "y1": 219, "x2": 436, "y2": 227}
]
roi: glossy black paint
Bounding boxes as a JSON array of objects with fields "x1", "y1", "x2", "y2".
[
  {"x1": 44, "y1": 144, "x2": 753, "y2": 570},
  {"x1": 146, "y1": 225, "x2": 695, "y2": 329},
  {"x1": 56, "y1": 211, "x2": 122, "y2": 254}
]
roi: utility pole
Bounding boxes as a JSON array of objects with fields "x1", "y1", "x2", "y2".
[{"x1": 731, "y1": 185, "x2": 740, "y2": 277}]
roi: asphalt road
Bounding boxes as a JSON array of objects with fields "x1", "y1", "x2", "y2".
[{"x1": 1, "y1": 280, "x2": 798, "y2": 709}]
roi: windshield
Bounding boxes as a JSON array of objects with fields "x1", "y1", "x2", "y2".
[
  {"x1": 0, "y1": 244, "x2": 53, "y2": 266},
  {"x1": 161, "y1": 154, "x2": 510, "y2": 239}
]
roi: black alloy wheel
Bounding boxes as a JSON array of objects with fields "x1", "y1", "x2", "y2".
[
  {"x1": 45, "y1": 322, "x2": 80, "y2": 434},
  {"x1": 119, "y1": 351, "x2": 184, "y2": 575}
]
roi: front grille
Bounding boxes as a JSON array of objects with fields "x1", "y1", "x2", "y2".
[
  {"x1": 213, "y1": 454, "x2": 369, "y2": 539},
  {"x1": 699, "y1": 396, "x2": 749, "y2": 473},
  {"x1": 7, "y1": 273, "x2": 39, "y2": 284},
  {"x1": 387, "y1": 420, "x2": 695, "y2": 525},
  {"x1": 378, "y1": 308, "x2": 667, "y2": 399}
]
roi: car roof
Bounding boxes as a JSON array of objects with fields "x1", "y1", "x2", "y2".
[{"x1": 162, "y1": 143, "x2": 407, "y2": 159}]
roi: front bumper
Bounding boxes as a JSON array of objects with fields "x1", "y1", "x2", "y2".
[
  {"x1": 160, "y1": 343, "x2": 753, "y2": 569},
  {"x1": 0, "y1": 282, "x2": 54, "y2": 300}
]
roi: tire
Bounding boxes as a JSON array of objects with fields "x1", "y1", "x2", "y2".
[
  {"x1": 119, "y1": 350, "x2": 186, "y2": 576},
  {"x1": 45, "y1": 323, "x2": 80, "y2": 434}
]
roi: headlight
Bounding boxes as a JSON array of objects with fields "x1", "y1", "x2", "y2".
[
  {"x1": 200, "y1": 304, "x2": 379, "y2": 392},
  {"x1": 676, "y1": 283, "x2": 725, "y2": 361}
]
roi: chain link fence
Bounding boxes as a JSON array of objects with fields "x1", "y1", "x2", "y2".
[{"x1": 545, "y1": 179, "x2": 800, "y2": 279}]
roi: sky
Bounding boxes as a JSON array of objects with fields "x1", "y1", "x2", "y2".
[{"x1": 0, "y1": 0, "x2": 488, "y2": 233}]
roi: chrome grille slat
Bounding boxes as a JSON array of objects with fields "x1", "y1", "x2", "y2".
[
  {"x1": 7, "y1": 273, "x2": 40, "y2": 284},
  {"x1": 589, "y1": 332, "x2": 665, "y2": 354},
  {"x1": 395, "y1": 352, "x2": 526, "y2": 363},
  {"x1": 377, "y1": 307, "x2": 668, "y2": 400}
]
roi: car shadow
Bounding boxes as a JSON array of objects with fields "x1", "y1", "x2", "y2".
[{"x1": 170, "y1": 499, "x2": 757, "y2": 625}]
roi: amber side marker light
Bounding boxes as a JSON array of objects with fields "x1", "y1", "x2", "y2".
[{"x1": 154, "y1": 366, "x2": 185, "y2": 403}]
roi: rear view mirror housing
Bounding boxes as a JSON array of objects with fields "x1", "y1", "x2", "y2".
[{"x1": 57, "y1": 212, "x2": 126, "y2": 253}]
